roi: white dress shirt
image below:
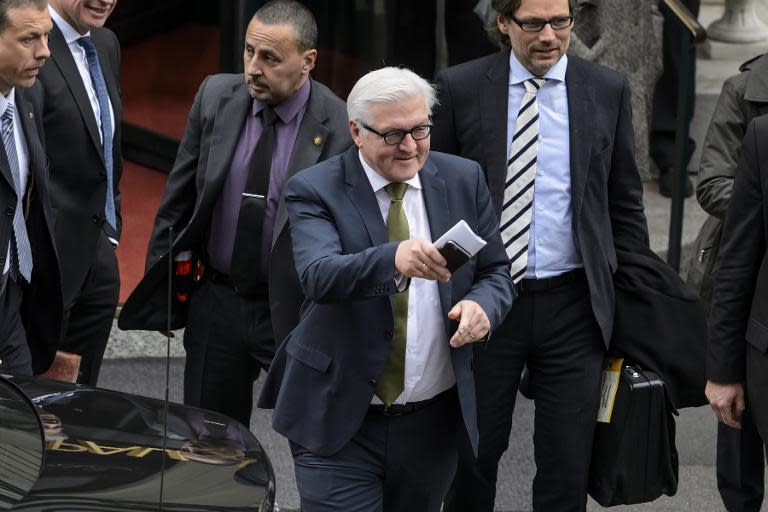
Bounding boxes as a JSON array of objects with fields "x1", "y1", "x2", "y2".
[
  {"x1": 49, "y1": 5, "x2": 115, "y2": 142},
  {"x1": 359, "y1": 152, "x2": 455, "y2": 404},
  {"x1": 1, "y1": 89, "x2": 29, "y2": 275},
  {"x1": 506, "y1": 53, "x2": 583, "y2": 278}
]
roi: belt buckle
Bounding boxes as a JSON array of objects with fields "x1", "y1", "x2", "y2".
[{"x1": 381, "y1": 405, "x2": 406, "y2": 417}]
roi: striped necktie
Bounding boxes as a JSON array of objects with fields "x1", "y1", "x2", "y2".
[
  {"x1": 500, "y1": 78, "x2": 546, "y2": 283},
  {"x1": 1, "y1": 104, "x2": 32, "y2": 282}
]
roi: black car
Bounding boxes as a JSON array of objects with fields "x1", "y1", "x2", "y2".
[{"x1": 0, "y1": 373, "x2": 275, "y2": 511}]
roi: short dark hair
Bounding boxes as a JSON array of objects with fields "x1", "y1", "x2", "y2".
[
  {"x1": 254, "y1": 0, "x2": 317, "y2": 53},
  {"x1": 489, "y1": 0, "x2": 577, "y2": 48},
  {"x1": 0, "y1": 0, "x2": 47, "y2": 32}
]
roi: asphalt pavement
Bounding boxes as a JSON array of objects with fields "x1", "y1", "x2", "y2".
[{"x1": 96, "y1": 353, "x2": 753, "y2": 512}]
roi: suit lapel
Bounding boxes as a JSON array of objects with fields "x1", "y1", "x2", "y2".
[
  {"x1": 344, "y1": 148, "x2": 387, "y2": 247},
  {"x1": 273, "y1": 80, "x2": 331, "y2": 245},
  {"x1": 420, "y1": 160, "x2": 453, "y2": 325},
  {"x1": 15, "y1": 93, "x2": 44, "y2": 183},
  {"x1": 480, "y1": 51, "x2": 511, "y2": 217},
  {"x1": 202, "y1": 82, "x2": 252, "y2": 204},
  {"x1": 48, "y1": 24, "x2": 104, "y2": 165},
  {"x1": 566, "y1": 57, "x2": 595, "y2": 221}
]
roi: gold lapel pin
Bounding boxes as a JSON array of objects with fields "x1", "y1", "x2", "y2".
[{"x1": 313, "y1": 136, "x2": 322, "y2": 146}]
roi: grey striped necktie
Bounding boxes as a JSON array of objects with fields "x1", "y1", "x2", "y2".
[
  {"x1": 1, "y1": 104, "x2": 32, "y2": 282},
  {"x1": 500, "y1": 78, "x2": 546, "y2": 283}
]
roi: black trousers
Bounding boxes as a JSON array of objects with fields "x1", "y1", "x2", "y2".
[
  {"x1": 650, "y1": 0, "x2": 701, "y2": 171},
  {"x1": 291, "y1": 392, "x2": 460, "y2": 512},
  {"x1": 182, "y1": 277, "x2": 275, "y2": 427},
  {"x1": 60, "y1": 231, "x2": 120, "y2": 386},
  {"x1": 717, "y1": 408, "x2": 766, "y2": 512},
  {"x1": 449, "y1": 276, "x2": 604, "y2": 512},
  {"x1": 0, "y1": 278, "x2": 31, "y2": 375}
]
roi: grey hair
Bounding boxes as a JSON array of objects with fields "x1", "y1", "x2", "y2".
[
  {"x1": 0, "y1": 0, "x2": 47, "y2": 32},
  {"x1": 254, "y1": 0, "x2": 317, "y2": 52},
  {"x1": 347, "y1": 67, "x2": 437, "y2": 127}
]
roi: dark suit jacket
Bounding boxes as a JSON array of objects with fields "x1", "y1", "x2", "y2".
[
  {"x1": 707, "y1": 114, "x2": 768, "y2": 383},
  {"x1": 34, "y1": 23, "x2": 122, "y2": 306},
  {"x1": 257, "y1": 147, "x2": 515, "y2": 456},
  {"x1": 118, "y1": 75, "x2": 352, "y2": 345},
  {"x1": 0, "y1": 84, "x2": 63, "y2": 373},
  {"x1": 432, "y1": 50, "x2": 649, "y2": 345}
]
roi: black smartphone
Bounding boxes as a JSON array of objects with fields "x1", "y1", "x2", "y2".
[{"x1": 439, "y1": 240, "x2": 471, "y2": 273}]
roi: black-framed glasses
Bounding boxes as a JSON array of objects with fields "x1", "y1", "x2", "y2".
[
  {"x1": 510, "y1": 15, "x2": 574, "y2": 32},
  {"x1": 361, "y1": 123, "x2": 432, "y2": 145}
]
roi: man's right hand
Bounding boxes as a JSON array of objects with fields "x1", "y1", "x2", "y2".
[
  {"x1": 705, "y1": 380, "x2": 745, "y2": 429},
  {"x1": 395, "y1": 238, "x2": 450, "y2": 282}
]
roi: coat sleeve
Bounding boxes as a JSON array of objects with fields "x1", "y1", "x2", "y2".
[
  {"x1": 145, "y1": 76, "x2": 210, "y2": 271},
  {"x1": 284, "y1": 172, "x2": 402, "y2": 304},
  {"x1": 696, "y1": 78, "x2": 750, "y2": 219},
  {"x1": 607, "y1": 77, "x2": 650, "y2": 249},
  {"x1": 458, "y1": 162, "x2": 515, "y2": 330},
  {"x1": 707, "y1": 118, "x2": 767, "y2": 383}
]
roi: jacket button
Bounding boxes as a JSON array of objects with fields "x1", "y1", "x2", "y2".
[
  {"x1": 368, "y1": 378, "x2": 377, "y2": 386},
  {"x1": 5, "y1": 207, "x2": 13, "y2": 216},
  {"x1": 384, "y1": 330, "x2": 393, "y2": 341},
  {"x1": 91, "y1": 214, "x2": 100, "y2": 224}
]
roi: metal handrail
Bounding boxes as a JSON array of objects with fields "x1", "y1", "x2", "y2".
[
  {"x1": 662, "y1": 0, "x2": 707, "y2": 44},
  {"x1": 664, "y1": 0, "x2": 707, "y2": 272}
]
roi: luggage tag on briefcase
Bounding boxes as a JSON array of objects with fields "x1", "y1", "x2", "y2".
[{"x1": 597, "y1": 357, "x2": 623, "y2": 423}]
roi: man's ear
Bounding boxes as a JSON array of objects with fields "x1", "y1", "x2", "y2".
[
  {"x1": 349, "y1": 120, "x2": 362, "y2": 147},
  {"x1": 302, "y1": 49, "x2": 317, "y2": 74},
  {"x1": 497, "y1": 13, "x2": 510, "y2": 36}
]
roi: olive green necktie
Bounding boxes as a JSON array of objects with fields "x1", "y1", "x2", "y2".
[{"x1": 376, "y1": 182, "x2": 410, "y2": 406}]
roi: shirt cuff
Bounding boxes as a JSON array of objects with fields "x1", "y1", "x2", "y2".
[{"x1": 394, "y1": 272, "x2": 408, "y2": 292}]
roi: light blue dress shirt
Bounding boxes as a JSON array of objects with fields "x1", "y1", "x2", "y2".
[{"x1": 506, "y1": 53, "x2": 583, "y2": 279}]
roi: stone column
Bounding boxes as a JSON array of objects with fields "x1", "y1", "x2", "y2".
[{"x1": 707, "y1": 0, "x2": 768, "y2": 43}]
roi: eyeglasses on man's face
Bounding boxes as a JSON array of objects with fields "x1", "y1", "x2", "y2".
[
  {"x1": 510, "y1": 15, "x2": 574, "y2": 33},
  {"x1": 361, "y1": 123, "x2": 433, "y2": 145}
]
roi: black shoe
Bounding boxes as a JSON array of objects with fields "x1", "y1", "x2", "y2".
[{"x1": 658, "y1": 170, "x2": 693, "y2": 198}]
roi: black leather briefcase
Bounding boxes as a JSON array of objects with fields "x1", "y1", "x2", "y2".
[{"x1": 588, "y1": 364, "x2": 679, "y2": 506}]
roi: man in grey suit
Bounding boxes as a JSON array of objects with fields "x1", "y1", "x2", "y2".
[
  {"x1": 432, "y1": 0, "x2": 649, "y2": 509},
  {"x1": 118, "y1": 0, "x2": 351, "y2": 428},
  {"x1": 258, "y1": 66, "x2": 514, "y2": 511}
]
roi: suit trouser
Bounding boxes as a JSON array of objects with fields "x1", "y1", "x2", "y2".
[
  {"x1": 737, "y1": 344, "x2": 768, "y2": 511},
  {"x1": 449, "y1": 275, "x2": 604, "y2": 512},
  {"x1": 183, "y1": 277, "x2": 274, "y2": 427},
  {"x1": 650, "y1": 0, "x2": 701, "y2": 171},
  {"x1": 717, "y1": 408, "x2": 766, "y2": 512},
  {"x1": 0, "y1": 278, "x2": 31, "y2": 375},
  {"x1": 290, "y1": 392, "x2": 460, "y2": 512},
  {"x1": 60, "y1": 231, "x2": 120, "y2": 386}
]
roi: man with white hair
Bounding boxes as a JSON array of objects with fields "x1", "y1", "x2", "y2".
[{"x1": 258, "y1": 66, "x2": 514, "y2": 511}]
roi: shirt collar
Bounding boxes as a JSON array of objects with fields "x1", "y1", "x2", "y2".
[
  {"x1": 252, "y1": 78, "x2": 311, "y2": 124},
  {"x1": 358, "y1": 150, "x2": 423, "y2": 194},
  {"x1": 0, "y1": 88, "x2": 16, "y2": 118},
  {"x1": 49, "y1": 5, "x2": 91, "y2": 44},
  {"x1": 509, "y1": 51, "x2": 568, "y2": 86}
]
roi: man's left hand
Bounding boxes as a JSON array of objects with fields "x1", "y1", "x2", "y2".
[{"x1": 448, "y1": 300, "x2": 490, "y2": 348}]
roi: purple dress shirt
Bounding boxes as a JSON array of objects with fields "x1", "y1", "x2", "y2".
[{"x1": 207, "y1": 79, "x2": 311, "y2": 277}]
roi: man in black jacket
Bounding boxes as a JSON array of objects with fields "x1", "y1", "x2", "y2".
[
  {"x1": 36, "y1": 0, "x2": 121, "y2": 386},
  {"x1": 0, "y1": 0, "x2": 62, "y2": 376},
  {"x1": 706, "y1": 114, "x2": 768, "y2": 483}
]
